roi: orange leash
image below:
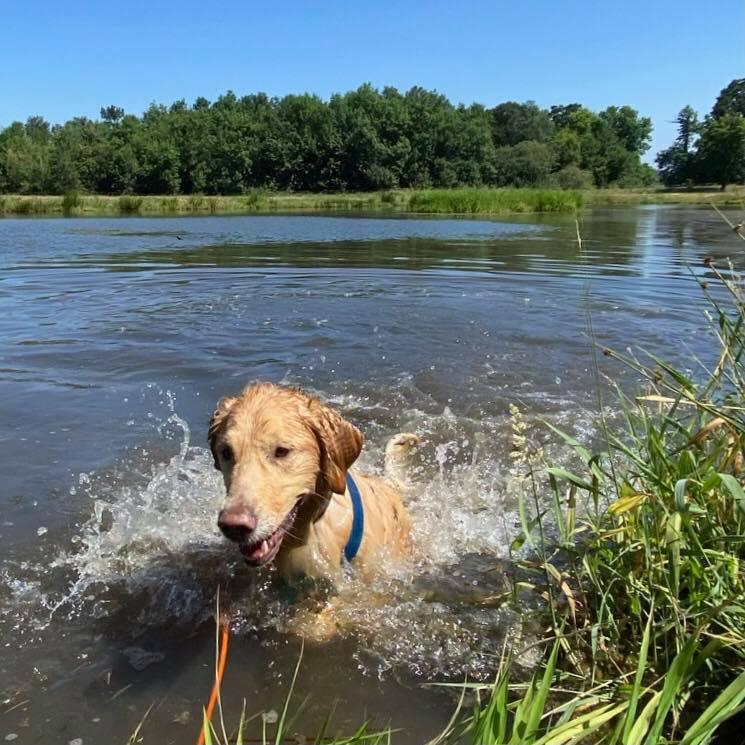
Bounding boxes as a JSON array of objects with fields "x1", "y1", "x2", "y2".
[{"x1": 197, "y1": 618, "x2": 230, "y2": 745}]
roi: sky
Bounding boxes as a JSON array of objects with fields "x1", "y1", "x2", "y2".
[{"x1": 1, "y1": 1, "x2": 742, "y2": 162}]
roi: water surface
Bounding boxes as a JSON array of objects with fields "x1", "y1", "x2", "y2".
[{"x1": 0, "y1": 208, "x2": 741, "y2": 743}]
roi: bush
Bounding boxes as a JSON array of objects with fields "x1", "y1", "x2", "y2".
[
  {"x1": 556, "y1": 164, "x2": 594, "y2": 190},
  {"x1": 62, "y1": 190, "x2": 82, "y2": 215},
  {"x1": 493, "y1": 141, "x2": 555, "y2": 187},
  {"x1": 118, "y1": 195, "x2": 143, "y2": 213}
]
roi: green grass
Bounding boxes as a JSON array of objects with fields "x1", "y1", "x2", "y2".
[
  {"x1": 2, "y1": 186, "x2": 742, "y2": 218},
  {"x1": 408, "y1": 187, "x2": 583, "y2": 214}
]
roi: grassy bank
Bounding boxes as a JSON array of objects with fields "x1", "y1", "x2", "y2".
[{"x1": 1, "y1": 186, "x2": 742, "y2": 218}]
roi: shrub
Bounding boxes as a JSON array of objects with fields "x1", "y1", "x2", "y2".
[
  {"x1": 118, "y1": 195, "x2": 143, "y2": 213},
  {"x1": 556, "y1": 164, "x2": 594, "y2": 190},
  {"x1": 62, "y1": 190, "x2": 81, "y2": 215}
]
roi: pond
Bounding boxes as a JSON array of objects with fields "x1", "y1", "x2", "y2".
[{"x1": 0, "y1": 207, "x2": 741, "y2": 743}]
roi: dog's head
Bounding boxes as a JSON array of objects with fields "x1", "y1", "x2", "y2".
[{"x1": 209, "y1": 382, "x2": 363, "y2": 566}]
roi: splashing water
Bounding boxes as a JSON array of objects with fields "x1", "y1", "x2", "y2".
[{"x1": 1, "y1": 385, "x2": 587, "y2": 681}]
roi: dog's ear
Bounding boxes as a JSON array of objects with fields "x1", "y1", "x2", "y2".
[
  {"x1": 308, "y1": 401, "x2": 363, "y2": 494},
  {"x1": 208, "y1": 395, "x2": 239, "y2": 469}
]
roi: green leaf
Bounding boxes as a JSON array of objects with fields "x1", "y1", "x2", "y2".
[
  {"x1": 626, "y1": 690, "x2": 662, "y2": 744},
  {"x1": 718, "y1": 473, "x2": 745, "y2": 514},
  {"x1": 621, "y1": 612, "x2": 653, "y2": 744},
  {"x1": 523, "y1": 640, "x2": 560, "y2": 742},
  {"x1": 643, "y1": 636, "x2": 698, "y2": 745},
  {"x1": 202, "y1": 709, "x2": 214, "y2": 745},
  {"x1": 681, "y1": 671, "x2": 745, "y2": 745},
  {"x1": 546, "y1": 467, "x2": 594, "y2": 491},
  {"x1": 674, "y1": 478, "x2": 688, "y2": 511}
]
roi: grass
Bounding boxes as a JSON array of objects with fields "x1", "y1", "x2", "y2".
[
  {"x1": 0, "y1": 185, "x2": 742, "y2": 218},
  {"x1": 408, "y1": 187, "x2": 583, "y2": 214}
]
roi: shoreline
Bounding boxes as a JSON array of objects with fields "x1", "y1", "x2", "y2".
[{"x1": 0, "y1": 186, "x2": 742, "y2": 217}]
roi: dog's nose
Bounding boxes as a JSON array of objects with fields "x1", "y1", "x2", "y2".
[{"x1": 217, "y1": 507, "x2": 257, "y2": 543}]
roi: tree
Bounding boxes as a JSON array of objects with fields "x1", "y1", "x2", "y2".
[
  {"x1": 696, "y1": 112, "x2": 745, "y2": 190},
  {"x1": 656, "y1": 106, "x2": 700, "y2": 186},
  {"x1": 490, "y1": 101, "x2": 553, "y2": 147},
  {"x1": 100, "y1": 105, "x2": 125, "y2": 123},
  {"x1": 599, "y1": 105, "x2": 652, "y2": 155},
  {"x1": 712, "y1": 79, "x2": 745, "y2": 119},
  {"x1": 493, "y1": 141, "x2": 555, "y2": 187},
  {"x1": 0, "y1": 84, "x2": 656, "y2": 194}
]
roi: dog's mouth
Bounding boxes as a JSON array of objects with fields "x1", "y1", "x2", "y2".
[{"x1": 239, "y1": 503, "x2": 301, "y2": 566}]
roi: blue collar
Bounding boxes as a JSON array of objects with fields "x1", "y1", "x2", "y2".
[{"x1": 344, "y1": 472, "x2": 364, "y2": 562}]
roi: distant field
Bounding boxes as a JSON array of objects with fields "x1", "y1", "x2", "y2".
[{"x1": 1, "y1": 186, "x2": 743, "y2": 217}]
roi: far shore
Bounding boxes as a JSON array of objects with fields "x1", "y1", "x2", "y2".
[{"x1": 1, "y1": 186, "x2": 742, "y2": 218}]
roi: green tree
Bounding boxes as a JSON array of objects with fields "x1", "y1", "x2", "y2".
[
  {"x1": 696, "y1": 112, "x2": 745, "y2": 190},
  {"x1": 100, "y1": 105, "x2": 125, "y2": 123},
  {"x1": 655, "y1": 106, "x2": 700, "y2": 186},
  {"x1": 490, "y1": 101, "x2": 553, "y2": 146},
  {"x1": 712, "y1": 79, "x2": 745, "y2": 119},
  {"x1": 599, "y1": 105, "x2": 652, "y2": 155},
  {"x1": 493, "y1": 141, "x2": 554, "y2": 187}
]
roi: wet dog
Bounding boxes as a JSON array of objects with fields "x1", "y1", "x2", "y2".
[{"x1": 209, "y1": 382, "x2": 419, "y2": 581}]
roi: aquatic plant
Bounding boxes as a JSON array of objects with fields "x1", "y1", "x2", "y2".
[{"x1": 407, "y1": 188, "x2": 583, "y2": 214}]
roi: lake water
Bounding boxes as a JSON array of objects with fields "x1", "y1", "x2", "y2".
[{"x1": 0, "y1": 207, "x2": 742, "y2": 743}]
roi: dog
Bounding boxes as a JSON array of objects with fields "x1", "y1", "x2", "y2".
[{"x1": 209, "y1": 382, "x2": 419, "y2": 581}]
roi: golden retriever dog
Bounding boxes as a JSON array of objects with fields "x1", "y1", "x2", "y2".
[{"x1": 209, "y1": 382, "x2": 419, "y2": 581}]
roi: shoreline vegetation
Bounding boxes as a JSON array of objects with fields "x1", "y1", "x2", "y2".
[{"x1": 1, "y1": 185, "x2": 743, "y2": 218}]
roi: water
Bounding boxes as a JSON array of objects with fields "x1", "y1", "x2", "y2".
[{"x1": 1, "y1": 207, "x2": 742, "y2": 743}]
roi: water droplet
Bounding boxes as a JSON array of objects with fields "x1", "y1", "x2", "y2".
[{"x1": 262, "y1": 709, "x2": 278, "y2": 724}]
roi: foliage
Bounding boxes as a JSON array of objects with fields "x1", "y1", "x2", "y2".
[
  {"x1": 407, "y1": 188, "x2": 582, "y2": 214},
  {"x1": 696, "y1": 112, "x2": 745, "y2": 190},
  {"x1": 656, "y1": 80, "x2": 745, "y2": 188},
  {"x1": 556, "y1": 164, "x2": 594, "y2": 190},
  {"x1": 656, "y1": 106, "x2": 701, "y2": 186},
  {"x1": 493, "y1": 141, "x2": 555, "y2": 187},
  {"x1": 491, "y1": 101, "x2": 554, "y2": 147},
  {"x1": 711, "y1": 78, "x2": 745, "y2": 119},
  {"x1": 437, "y1": 635, "x2": 745, "y2": 745},
  {"x1": 0, "y1": 86, "x2": 653, "y2": 195}
]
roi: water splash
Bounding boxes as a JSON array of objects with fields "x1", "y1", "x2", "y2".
[{"x1": 1, "y1": 385, "x2": 589, "y2": 680}]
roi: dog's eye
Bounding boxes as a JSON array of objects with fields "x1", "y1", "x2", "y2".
[
  {"x1": 274, "y1": 446, "x2": 290, "y2": 459},
  {"x1": 220, "y1": 445, "x2": 233, "y2": 462}
]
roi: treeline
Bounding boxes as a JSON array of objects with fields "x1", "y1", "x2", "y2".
[
  {"x1": 657, "y1": 78, "x2": 745, "y2": 190},
  {"x1": 0, "y1": 85, "x2": 656, "y2": 195}
]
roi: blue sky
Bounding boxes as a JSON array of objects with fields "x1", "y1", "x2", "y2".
[{"x1": 1, "y1": 1, "x2": 742, "y2": 161}]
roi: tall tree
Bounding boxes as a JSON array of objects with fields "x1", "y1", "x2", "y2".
[
  {"x1": 655, "y1": 106, "x2": 700, "y2": 186},
  {"x1": 599, "y1": 105, "x2": 652, "y2": 155},
  {"x1": 490, "y1": 101, "x2": 553, "y2": 147},
  {"x1": 712, "y1": 79, "x2": 745, "y2": 119},
  {"x1": 696, "y1": 112, "x2": 745, "y2": 190}
]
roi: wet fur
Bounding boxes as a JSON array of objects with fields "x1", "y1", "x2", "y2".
[{"x1": 209, "y1": 382, "x2": 412, "y2": 580}]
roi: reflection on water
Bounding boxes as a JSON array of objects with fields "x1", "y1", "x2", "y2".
[{"x1": 0, "y1": 207, "x2": 743, "y2": 743}]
